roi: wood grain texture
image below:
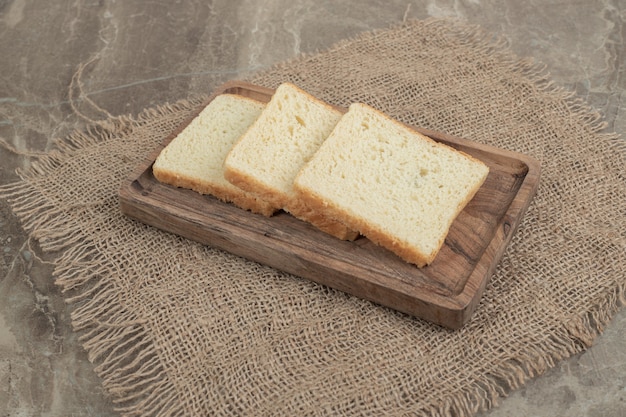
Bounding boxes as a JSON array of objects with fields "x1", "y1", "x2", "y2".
[{"x1": 118, "y1": 81, "x2": 541, "y2": 329}]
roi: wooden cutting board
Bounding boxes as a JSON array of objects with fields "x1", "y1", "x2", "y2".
[{"x1": 119, "y1": 81, "x2": 541, "y2": 329}]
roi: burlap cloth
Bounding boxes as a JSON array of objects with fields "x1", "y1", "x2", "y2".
[{"x1": 2, "y1": 18, "x2": 625, "y2": 417}]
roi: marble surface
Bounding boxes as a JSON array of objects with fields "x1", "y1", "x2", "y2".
[{"x1": 1, "y1": 1, "x2": 624, "y2": 415}]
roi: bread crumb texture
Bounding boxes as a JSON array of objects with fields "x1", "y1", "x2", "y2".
[
  {"x1": 153, "y1": 94, "x2": 275, "y2": 215},
  {"x1": 295, "y1": 103, "x2": 489, "y2": 266},
  {"x1": 224, "y1": 83, "x2": 342, "y2": 204}
]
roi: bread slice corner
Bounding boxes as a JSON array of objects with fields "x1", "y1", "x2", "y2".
[
  {"x1": 153, "y1": 93, "x2": 277, "y2": 216},
  {"x1": 224, "y1": 82, "x2": 359, "y2": 240},
  {"x1": 294, "y1": 102, "x2": 490, "y2": 267}
]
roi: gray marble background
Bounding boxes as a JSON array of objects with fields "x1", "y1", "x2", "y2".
[{"x1": 1, "y1": 1, "x2": 624, "y2": 416}]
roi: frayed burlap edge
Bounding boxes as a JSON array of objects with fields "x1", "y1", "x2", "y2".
[
  {"x1": 2, "y1": 98, "x2": 204, "y2": 416},
  {"x1": 1, "y1": 17, "x2": 624, "y2": 417},
  {"x1": 248, "y1": 22, "x2": 626, "y2": 415}
]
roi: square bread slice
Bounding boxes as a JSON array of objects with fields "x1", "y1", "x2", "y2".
[
  {"x1": 152, "y1": 93, "x2": 276, "y2": 216},
  {"x1": 294, "y1": 103, "x2": 490, "y2": 267},
  {"x1": 224, "y1": 83, "x2": 359, "y2": 240}
]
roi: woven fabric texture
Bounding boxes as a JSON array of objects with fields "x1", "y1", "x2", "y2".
[{"x1": 2, "y1": 18, "x2": 625, "y2": 417}]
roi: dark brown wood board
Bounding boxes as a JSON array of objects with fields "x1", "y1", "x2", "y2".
[{"x1": 119, "y1": 81, "x2": 541, "y2": 329}]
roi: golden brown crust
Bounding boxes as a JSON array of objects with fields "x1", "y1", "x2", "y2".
[
  {"x1": 294, "y1": 183, "x2": 431, "y2": 266},
  {"x1": 295, "y1": 170, "x2": 487, "y2": 267},
  {"x1": 223, "y1": 165, "x2": 287, "y2": 209},
  {"x1": 290, "y1": 103, "x2": 489, "y2": 266},
  {"x1": 225, "y1": 166, "x2": 358, "y2": 240},
  {"x1": 274, "y1": 84, "x2": 357, "y2": 240},
  {"x1": 286, "y1": 198, "x2": 359, "y2": 241},
  {"x1": 153, "y1": 166, "x2": 277, "y2": 217}
]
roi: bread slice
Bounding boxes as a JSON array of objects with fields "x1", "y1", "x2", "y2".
[
  {"x1": 153, "y1": 93, "x2": 276, "y2": 216},
  {"x1": 224, "y1": 83, "x2": 359, "y2": 240},
  {"x1": 294, "y1": 103, "x2": 490, "y2": 267}
]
